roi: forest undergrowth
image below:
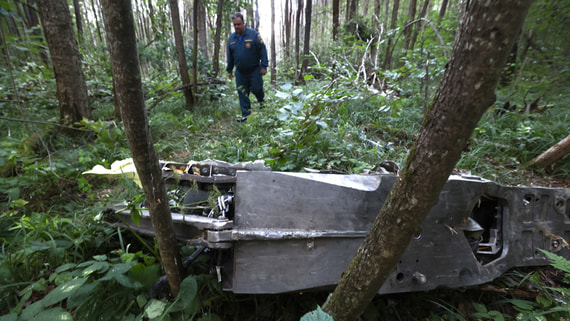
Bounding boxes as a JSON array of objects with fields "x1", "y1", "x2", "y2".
[{"x1": 2, "y1": 4, "x2": 570, "y2": 319}]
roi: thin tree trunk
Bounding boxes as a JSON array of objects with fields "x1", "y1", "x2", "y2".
[
  {"x1": 169, "y1": 0, "x2": 194, "y2": 108},
  {"x1": 91, "y1": 0, "x2": 103, "y2": 45},
  {"x1": 197, "y1": 0, "x2": 208, "y2": 59},
  {"x1": 403, "y1": 0, "x2": 416, "y2": 50},
  {"x1": 212, "y1": 0, "x2": 224, "y2": 77},
  {"x1": 439, "y1": 0, "x2": 449, "y2": 21},
  {"x1": 36, "y1": 0, "x2": 92, "y2": 124},
  {"x1": 301, "y1": 0, "x2": 312, "y2": 78},
  {"x1": 332, "y1": 0, "x2": 339, "y2": 40},
  {"x1": 192, "y1": 0, "x2": 198, "y2": 97},
  {"x1": 322, "y1": 0, "x2": 533, "y2": 319},
  {"x1": 73, "y1": 0, "x2": 84, "y2": 45},
  {"x1": 409, "y1": 0, "x2": 429, "y2": 51},
  {"x1": 382, "y1": 0, "x2": 399, "y2": 69},
  {"x1": 271, "y1": 0, "x2": 277, "y2": 84},
  {"x1": 284, "y1": 0, "x2": 291, "y2": 58},
  {"x1": 294, "y1": 0, "x2": 303, "y2": 84},
  {"x1": 100, "y1": 0, "x2": 184, "y2": 298}
]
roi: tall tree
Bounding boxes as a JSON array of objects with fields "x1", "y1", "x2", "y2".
[
  {"x1": 332, "y1": 0, "x2": 339, "y2": 40},
  {"x1": 192, "y1": 0, "x2": 198, "y2": 97},
  {"x1": 382, "y1": 0, "x2": 399, "y2": 69},
  {"x1": 100, "y1": 0, "x2": 184, "y2": 297},
  {"x1": 294, "y1": 0, "x2": 303, "y2": 84},
  {"x1": 73, "y1": 0, "x2": 84, "y2": 44},
  {"x1": 168, "y1": 0, "x2": 194, "y2": 108},
  {"x1": 300, "y1": 0, "x2": 312, "y2": 77},
  {"x1": 270, "y1": 0, "x2": 277, "y2": 84},
  {"x1": 403, "y1": 0, "x2": 416, "y2": 50},
  {"x1": 36, "y1": 0, "x2": 92, "y2": 124},
  {"x1": 197, "y1": 0, "x2": 208, "y2": 59},
  {"x1": 409, "y1": 0, "x2": 429, "y2": 51},
  {"x1": 283, "y1": 0, "x2": 291, "y2": 58},
  {"x1": 212, "y1": 0, "x2": 224, "y2": 77},
  {"x1": 322, "y1": 0, "x2": 534, "y2": 319}
]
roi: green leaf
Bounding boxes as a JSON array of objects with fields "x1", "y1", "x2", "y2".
[
  {"x1": 196, "y1": 313, "x2": 222, "y2": 321},
  {"x1": 170, "y1": 275, "x2": 200, "y2": 313},
  {"x1": 300, "y1": 306, "x2": 334, "y2": 321},
  {"x1": 130, "y1": 207, "x2": 141, "y2": 226},
  {"x1": 145, "y1": 299, "x2": 166, "y2": 319},
  {"x1": 82, "y1": 261, "x2": 110, "y2": 276},
  {"x1": 535, "y1": 295, "x2": 551, "y2": 309},
  {"x1": 41, "y1": 277, "x2": 88, "y2": 306},
  {"x1": 510, "y1": 299, "x2": 535, "y2": 312},
  {"x1": 472, "y1": 302, "x2": 488, "y2": 313},
  {"x1": 34, "y1": 307, "x2": 73, "y2": 321},
  {"x1": 304, "y1": 74, "x2": 314, "y2": 81},
  {"x1": 0, "y1": 313, "x2": 18, "y2": 321}
]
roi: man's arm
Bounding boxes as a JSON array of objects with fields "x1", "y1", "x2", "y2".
[{"x1": 226, "y1": 38, "x2": 234, "y2": 78}]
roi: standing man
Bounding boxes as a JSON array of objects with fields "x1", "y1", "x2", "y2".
[{"x1": 226, "y1": 13, "x2": 268, "y2": 122}]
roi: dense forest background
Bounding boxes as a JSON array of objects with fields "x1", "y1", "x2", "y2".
[{"x1": 1, "y1": 0, "x2": 569, "y2": 320}]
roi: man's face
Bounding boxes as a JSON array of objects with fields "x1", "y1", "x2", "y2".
[{"x1": 232, "y1": 17, "x2": 245, "y2": 35}]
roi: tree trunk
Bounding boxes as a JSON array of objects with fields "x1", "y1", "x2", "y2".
[
  {"x1": 91, "y1": 0, "x2": 103, "y2": 45},
  {"x1": 525, "y1": 135, "x2": 570, "y2": 170},
  {"x1": 100, "y1": 0, "x2": 184, "y2": 298},
  {"x1": 73, "y1": 0, "x2": 84, "y2": 45},
  {"x1": 382, "y1": 0, "x2": 399, "y2": 69},
  {"x1": 294, "y1": 0, "x2": 303, "y2": 84},
  {"x1": 439, "y1": 0, "x2": 449, "y2": 21},
  {"x1": 36, "y1": 0, "x2": 92, "y2": 125},
  {"x1": 168, "y1": 0, "x2": 194, "y2": 108},
  {"x1": 197, "y1": 0, "x2": 208, "y2": 59},
  {"x1": 271, "y1": 0, "x2": 277, "y2": 84},
  {"x1": 322, "y1": 0, "x2": 533, "y2": 320},
  {"x1": 300, "y1": 0, "x2": 312, "y2": 78},
  {"x1": 192, "y1": 0, "x2": 198, "y2": 97},
  {"x1": 212, "y1": 0, "x2": 224, "y2": 77},
  {"x1": 409, "y1": 0, "x2": 429, "y2": 51},
  {"x1": 284, "y1": 0, "x2": 292, "y2": 58},
  {"x1": 332, "y1": 0, "x2": 339, "y2": 40},
  {"x1": 403, "y1": 0, "x2": 416, "y2": 51}
]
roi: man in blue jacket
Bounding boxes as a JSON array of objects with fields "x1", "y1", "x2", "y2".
[{"x1": 226, "y1": 13, "x2": 268, "y2": 122}]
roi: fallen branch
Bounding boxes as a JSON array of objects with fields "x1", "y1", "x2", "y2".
[{"x1": 525, "y1": 135, "x2": 570, "y2": 169}]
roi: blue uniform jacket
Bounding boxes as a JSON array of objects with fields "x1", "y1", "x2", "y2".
[{"x1": 226, "y1": 28, "x2": 268, "y2": 74}]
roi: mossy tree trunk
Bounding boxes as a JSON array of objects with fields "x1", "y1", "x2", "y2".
[
  {"x1": 100, "y1": 0, "x2": 184, "y2": 297},
  {"x1": 322, "y1": 1, "x2": 534, "y2": 320}
]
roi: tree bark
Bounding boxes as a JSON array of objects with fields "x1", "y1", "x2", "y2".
[
  {"x1": 197, "y1": 0, "x2": 208, "y2": 59},
  {"x1": 526, "y1": 135, "x2": 570, "y2": 170},
  {"x1": 168, "y1": 0, "x2": 194, "y2": 108},
  {"x1": 100, "y1": 0, "x2": 184, "y2": 298},
  {"x1": 322, "y1": 1, "x2": 533, "y2": 320},
  {"x1": 36, "y1": 0, "x2": 92, "y2": 125},
  {"x1": 212, "y1": 0, "x2": 224, "y2": 77}
]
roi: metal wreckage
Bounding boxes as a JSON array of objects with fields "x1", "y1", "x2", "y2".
[{"x1": 92, "y1": 159, "x2": 570, "y2": 295}]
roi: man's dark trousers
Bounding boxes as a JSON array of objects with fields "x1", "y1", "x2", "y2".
[{"x1": 235, "y1": 67, "x2": 264, "y2": 117}]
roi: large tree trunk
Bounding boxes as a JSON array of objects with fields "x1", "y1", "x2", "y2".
[
  {"x1": 212, "y1": 0, "x2": 224, "y2": 77},
  {"x1": 36, "y1": 0, "x2": 92, "y2": 125},
  {"x1": 322, "y1": 1, "x2": 533, "y2": 320},
  {"x1": 168, "y1": 0, "x2": 194, "y2": 108},
  {"x1": 100, "y1": 0, "x2": 184, "y2": 298}
]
